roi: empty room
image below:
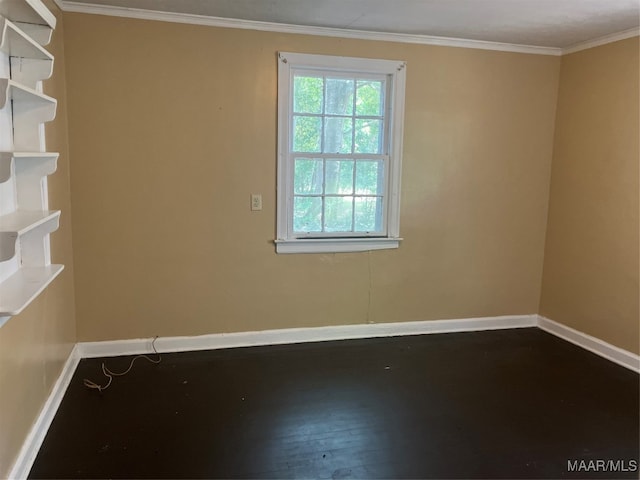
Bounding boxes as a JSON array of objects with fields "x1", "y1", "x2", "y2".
[{"x1": 0, "y1": 0, "x2": 638, "y2": 478}]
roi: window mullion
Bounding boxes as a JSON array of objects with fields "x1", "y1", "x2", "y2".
[
  {"x1": 292, "y1": 153, "x2": 387, "y2": 159},
  {"x1": 351, "y1": 159, "x2": 358, "y2": 232},
  {"x1": 320, "y1": 75, "x2": 326, "y2": 154},
  {"x1": 321, "y1": 157, "x2": 326, "y2": 232},
  {"x1": 350, "y1": 78, "x2": 358, "y2": 232},
  {"x1": 351, "y1": 77, "x2": 357, "y2": 157},
  {"x1": 350, "y1": 197, "x2": 355, "y2": 232}
]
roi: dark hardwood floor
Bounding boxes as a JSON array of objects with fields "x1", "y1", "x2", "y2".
[{"x1": 29, "y1": 328, "x2": 639, "y2": 479}]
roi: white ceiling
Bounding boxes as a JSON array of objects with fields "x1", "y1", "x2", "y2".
[{"x1": 62, "y1": 0, "x2": 640, "y2": 49}]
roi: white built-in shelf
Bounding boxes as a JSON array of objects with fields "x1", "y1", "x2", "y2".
[
  {"x1": 0, "y1": 210, "x2": 59, "y2": 234},
  {"x1": 0, "y1": 0, "x2": 56, "y2": 30},
  {"x1": 0, "y1": 210, "x2": 60, "y2": 261},
  {"x1": 0, "y1": 18, "x2": 54, "y2": 86},
  {"x1": 0, "y1": 0, "x2": 59, "y2": 328},
  {"x1": 12, "y1": 21, "x2": 52, "y2": 46},
  {"x1": 0, "y1": 264, "x2": 64, "y2": 317},
  {"x1": 0, "y1": 78, "x2": 56, "y2": 113},
  {"x1": 0, "y1": 79, "x2": 57, "y2": 150},
  {"x1": 0, "y1": 18, "x2": 52, "y2": 61},
  {"x1": 0, "y1": 151, "x2": 59, "y2": 183}
]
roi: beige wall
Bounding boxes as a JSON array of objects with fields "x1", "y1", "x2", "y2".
[
  {"x1": 539, "y1": 38, "x2": 640, "y2": 354},
  {"x1": 63, "y1": 14, "x2": 560, "y2": 342},
  {"x1": 0, "y1": 2, "x2": 76, "y2": 477}
]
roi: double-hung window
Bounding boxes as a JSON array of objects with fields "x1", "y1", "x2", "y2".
[{"x1": 276, "y1": 52, "x2": 406, "y2": 254}]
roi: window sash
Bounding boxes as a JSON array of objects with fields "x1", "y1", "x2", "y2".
[
  {"x1": 288, "y1": 68, "x2": 390, "y2": 238},
  {"x1": 288, "y1": 153, "x2": 389, "y2": 238},
  {"x1": 291, "y1": 70, "x2": 389, "y2": 157}
]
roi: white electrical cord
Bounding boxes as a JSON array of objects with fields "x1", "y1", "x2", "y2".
[{"x1": 83, "y1": 336, "x2": 161, "y2": 392}]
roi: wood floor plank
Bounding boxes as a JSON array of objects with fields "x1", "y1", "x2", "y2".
[{"x1": 28, "y1": 328, "x2": 639, "y2": 479}]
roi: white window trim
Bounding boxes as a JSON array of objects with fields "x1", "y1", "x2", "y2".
[{"x1": 276, "y1": 52, "x2": 406, "y2": 254}]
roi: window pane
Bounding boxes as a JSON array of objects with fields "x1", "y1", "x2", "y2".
[
  {"x1": 324, "y1": 117, "x2": 353, "y2": 154},
  {"x1": 325, "y1": 197, "x2": 353, "y2": 232},
  {"x1": 293, "y1": 196, "x2": 322, "y2": 232},
  {"x1": 294, "y1": 158, "x2": 323, "y2": 194},
  {"x1": 355, "y1": 160, "x2": 384, "y2": 194},
  {"x1": 294, "y1": 76, "x2": 323, "y2": 114},
  {"x1": 325, "y1": 78, "x2": 354, "y2": 115},
  {"x1": 356, "y1": 80, "x2": 383, "y2": 116},
  {"x1": 354, "y1": 119, "x2": 382, "y2": 154},
  {"x1": 354, "y1": 197, "x2": 382, "y2": 232},
  {"x1": 293, "y1": 115, "x2": 321, "y2": 152},
  {"x1": 325, "y1": 160, "x2": 354, "y2": 195}
]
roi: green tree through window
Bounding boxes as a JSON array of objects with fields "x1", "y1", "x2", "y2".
[{"x1": 292, "y1": 74, "x2": 385, "y2": 233}]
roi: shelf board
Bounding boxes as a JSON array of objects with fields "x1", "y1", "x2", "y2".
[
  {"x1": 0, "y1": 209, "x2": 60, "y2": 235},
  {"x1": 0, "y1": 0, "x2": 56, "y2": 29},
  {"x1": 12, "y1": 21, "x2": 52, "y2": 46},
  {"x1": 9, "y1": 151, "x2": 58, "y2": 159},
  {"x1": 0, "y1": 79, "x2": 57, "y2": 132},
  {"x1": 0, "y1": 210, "x2": 60, "y2": 261},
  {"x1": 0, "y1": 151, "x2": 59, "y2": 183},
  {"x1": 0, "y1": 18, "x2": 53, "y2": 61},
  {"x1": 0, "y1": 264, "x2": 64, "y2": 317},
  {"x1": 0, "y1": 151, "x2": 59, "y2": 161},
  {"x1": 0, "y1": 78, "x2": 56, "y2": 108}
]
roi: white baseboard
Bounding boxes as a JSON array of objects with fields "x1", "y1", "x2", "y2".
[
  {"x1": 538, "y1": 315, "x2": 640, "y2": 373},
  {"x1": 7, "y1": 344, "x2": 80, "y2": 480},
  {"x1": 77, "y1": 314, "x2": 538, "y2": 358}
]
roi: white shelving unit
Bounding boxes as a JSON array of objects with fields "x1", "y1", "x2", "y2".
[
  {"x1": 0, "y1": 79, "x2": 57, "y2": 149},
  {"x1": 0, "y1": 265, "x2": 63, "y2": 318},
  {"x1": 1, "y1": 18, "x2": 54, "y2": 88},
  {"x1": 0, "y1": 210, "x2": 60, "y2": 260},
  {"x1": 0, "y1": 0, "x2": 56, "y2": 30},
  {"x1": 0, "y1": 0, "x2": 61, "y2": 328}
]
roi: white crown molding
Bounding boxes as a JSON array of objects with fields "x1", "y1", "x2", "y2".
[
  {"x1": 59, "y1": 1, "x2": 562, "y2": 56},
  {"x1": 562, "y1": 27, "x2": 640, "y2": 55},
  {"x1": 7, "y1": 344, "x2": 80, "y2": 480},
  {"x1": 538, "y1": 315, "x2": 640, "y2": 373},
  {"x1": 78, "y1": 315, "x2": 538, "y2": 357}
]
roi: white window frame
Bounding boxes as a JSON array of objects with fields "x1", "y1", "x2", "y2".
[{"x1": 276, "y1": 52, "x2": 406, "y2": 254}]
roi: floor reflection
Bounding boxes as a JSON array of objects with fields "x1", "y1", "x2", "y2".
[{"x1": 254, "y1": 382, "x2": 396, "y2": 478}]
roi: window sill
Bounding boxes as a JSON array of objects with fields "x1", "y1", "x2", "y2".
[{"x1": 275, "y1": 237, "x2": 402, "y2": 254}]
